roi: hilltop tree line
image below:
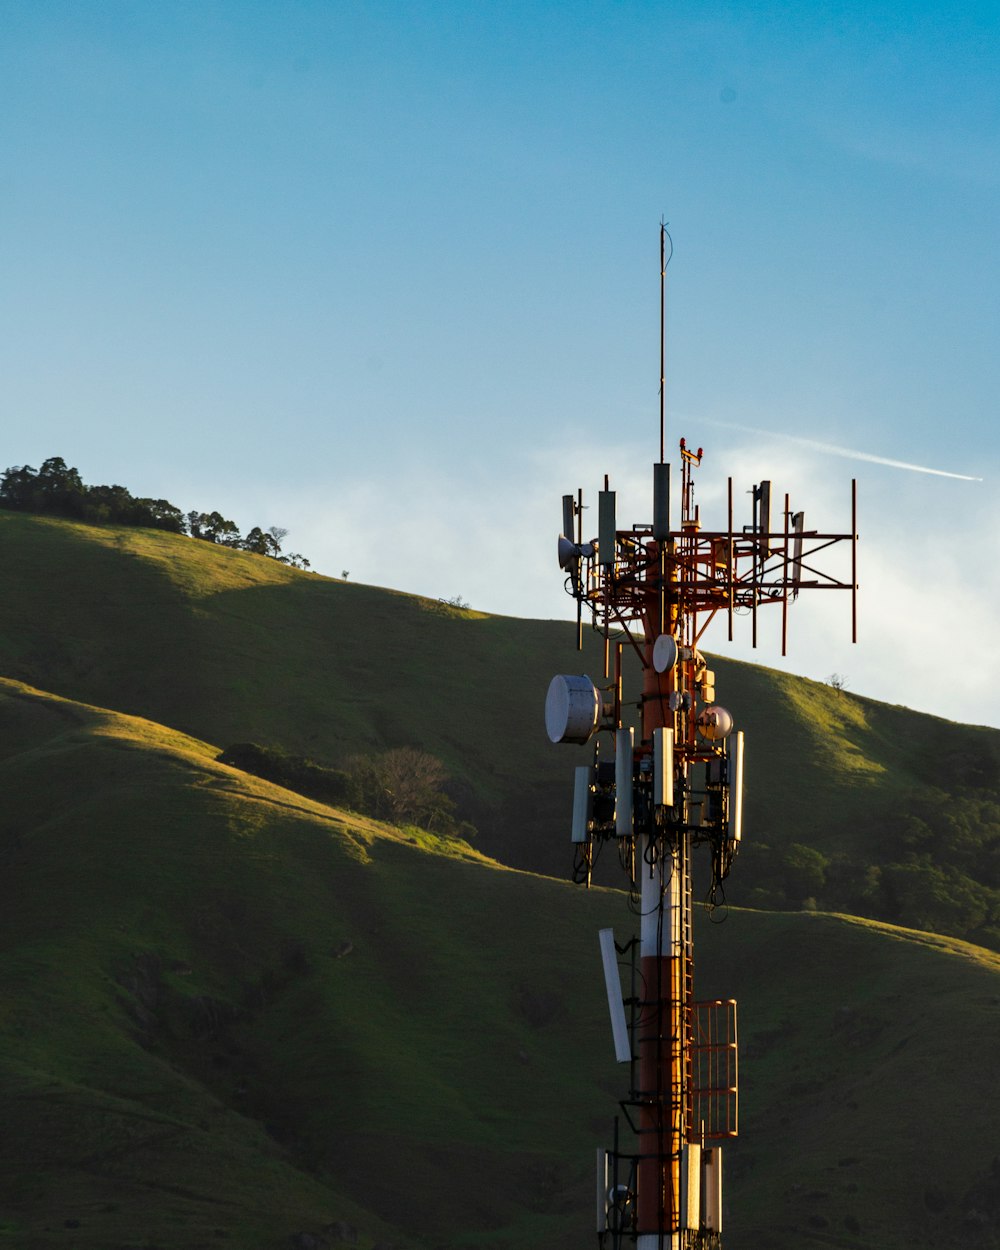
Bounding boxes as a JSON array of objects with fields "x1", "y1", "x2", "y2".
[{"x1": 0, "y1": 456, "x2": 310, "y2": 567}]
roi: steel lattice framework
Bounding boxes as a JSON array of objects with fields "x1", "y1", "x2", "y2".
[{"x1": 545, "y1": 227, "x2": 857, "y2": 1250}]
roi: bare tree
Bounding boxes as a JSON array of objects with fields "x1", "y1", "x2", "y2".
[{"x1": 344, "y1": 747, "x2": 455, "y2": 830}]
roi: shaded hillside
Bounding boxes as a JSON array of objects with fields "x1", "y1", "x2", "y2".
[
  {"x1": 0, "y1": 678, "x2": 998, "y2": 1249},
  {"x1": 696, "y1": 911, "x2": 1000, "y2": 1249},
  {"x1": 2, "y1": 510, "x2": 998, "y2": 950}
]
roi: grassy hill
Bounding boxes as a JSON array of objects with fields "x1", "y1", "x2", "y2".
[
  {"x1": 2, "y1": 511, "x2": 1000, "y2": 1248},
  {"x1": 1, "y1": 677, "x2": 999, "y2": 1250},
  {"x1": 0, "y1": 677, "x2": 598, "y2": 1249},
  {"x1": 2, "y1": 510, "x2": 998, "y2": 950},
  {"x1": 0, "y1": 509, "x2": 576, "y2": 857}
]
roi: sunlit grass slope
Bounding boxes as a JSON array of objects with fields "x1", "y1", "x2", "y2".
[
  {"x1": 1, "y1": 678, "x2": 999, "y2": 1250},
  {"x1": 2, "y1": 510, "x2": 999, "y2": 948},
  {"x1": 0, "y1": 510, "x2": 584, "y2": 862},
  {"x1": 0, "y1": 678, "x2": 619, "y2": 1249}
]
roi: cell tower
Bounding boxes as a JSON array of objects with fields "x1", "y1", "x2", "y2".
[{"x1": 544, "y1": 226, "x2": 857, "y2": 1249}]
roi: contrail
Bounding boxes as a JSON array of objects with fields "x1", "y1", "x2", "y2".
[{"x1": 702, "y1": 418, "x2": 983, "y2": 482}]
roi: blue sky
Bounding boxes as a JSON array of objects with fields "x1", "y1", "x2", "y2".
[{"x1": 2, "y1": 1, "x2": 999, "y2": 725}]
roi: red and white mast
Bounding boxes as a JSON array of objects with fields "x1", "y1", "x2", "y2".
[{"x1": 544, "y1": 225, "x2": 857, "y2": 1248}]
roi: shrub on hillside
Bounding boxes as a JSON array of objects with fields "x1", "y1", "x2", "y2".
[
  {"x1": 219, "y1": 742, "x2": 476, "y2": 842},
  {"x1": 218, "y1": 743, "x2": 351, "y2": 808}
]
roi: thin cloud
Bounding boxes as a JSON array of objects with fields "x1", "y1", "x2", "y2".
[
  {"x1": 701, "y1": 419, "x2": 983, "y2": 482},
  {"x1": 262, "y1": 433, "x2": 1000, "y2": 729}
]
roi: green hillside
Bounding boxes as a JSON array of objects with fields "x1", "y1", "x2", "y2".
[
  {"x1": 2, "y1": 510, "x2": 998, "y2": 951},
  {"x1": 0, "y1": 509, "x2": 576, "y2": 856},
  {"x1": 0, "y1": 678, "x2": 597, "y2": 1249},
  {"x1": 1, "y1": 677, "x2": 999, "y2": 1250}
]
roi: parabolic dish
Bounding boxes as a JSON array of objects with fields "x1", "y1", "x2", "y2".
[
  {"x1": 697, "y1": 705, "x2": 734, "y2": 741},
  {"x1": 545, "y1": 673, "x2": 601, "y2": 745},
  {"x1": 652, "y1": 634, "x2": 678, "y2": 673}
]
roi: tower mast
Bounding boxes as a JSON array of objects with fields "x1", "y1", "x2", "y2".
[{"x1": 545, "y1": 229, "x2": 858, "y2": 1247}]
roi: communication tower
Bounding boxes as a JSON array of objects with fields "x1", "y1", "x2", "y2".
[{"x1": 545, "y1": 227, "x2": 858, "y2": 1248}]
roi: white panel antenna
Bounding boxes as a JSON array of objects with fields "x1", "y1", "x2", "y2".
[
  {"x1": 563, "y1": 494, "x2": 576, "y2": 542},
  {"x1": 615, "y1": 727, "x2": 634, "y2": 836},
  {"x1": 572, "y1": 766, "x2": 592, "y2": 843},
  {"x1": 683, "y1": 1143, "x2": 702, "y2": 1232},
  {"x1": 598, "y1": 929, "x2": 632, "y2": 1063},
  {"x1": 791, "y1": 510, "x2": 805, "y2": 598},
  {"x1": 704, "y1": 1147, "x2": 723, "y2": 1233},
  {"x1": 652, "y1": 461, "x2": 670, "y2": 541},
  {"x1": 596, "y1": 1149, "x2": 608, "y2": 1233},
  {"x1": 598, "y1": 490, "x2": 616, "y2": 567},
  {"x1": 652, "y1": 726, "x2": 674, "y2": 808},
  {"x1": 729, "y1": 731, "x2": 744, "y2": 842},
  {"x1": 753, "y1": 480, "x2": 772, "y2": 557}
]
